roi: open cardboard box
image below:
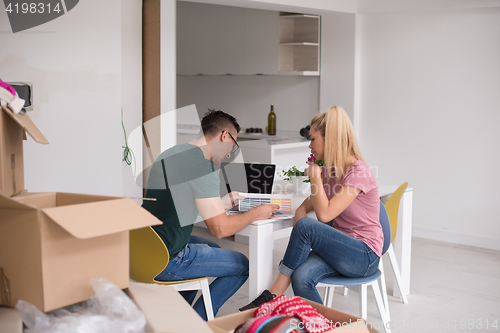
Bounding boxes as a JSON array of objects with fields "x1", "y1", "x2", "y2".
[
  {"x1": 0, "y1": 101, "x2": 46, "y2": 197},
  {"x1": 207, "y1": 299, "x2": 379, "y2": 333},
  {"x1": 128, "y1": 282, "x2": 214, "y2": 333},
  {"x1": 0, "y1": 104, "x2": 162, "y2": 312},
  {"x1": 128, "y1": 281, "x2": 378, "y2": 333}
]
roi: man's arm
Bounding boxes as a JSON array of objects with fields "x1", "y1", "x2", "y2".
[
  {"x1": 220, "y1": 191, "x2": 246, "y2": 210},
  {"x1": 196, "y1": 197, "x2": 278, "y2": 238}
]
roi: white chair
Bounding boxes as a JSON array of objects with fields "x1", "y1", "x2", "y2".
[
  {"x1": 317, "y1": 201, "x2": 392, "y2": 332},
  {"x1": 380, "y1": 182, "x2": 409, "y2": 314},
  {"x1": 333, "y1": 183, "x2": 410, "y2": 320}
]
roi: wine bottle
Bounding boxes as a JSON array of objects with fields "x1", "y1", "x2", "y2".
[{"x1": 268, "y1": 104, "x2": 276, "y2": 135}]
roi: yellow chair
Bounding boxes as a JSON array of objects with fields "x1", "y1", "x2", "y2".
[
  {"x1": 130, "y1": 227, "x2": 214, "y2": 320},
  {"x1": 381, "y1": 182, "x2": 409, "y2": 312}
]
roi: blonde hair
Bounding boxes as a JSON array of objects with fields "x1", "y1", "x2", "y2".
[{"x1": 310, "y1": 105, "x2": 364, "y2": 182}]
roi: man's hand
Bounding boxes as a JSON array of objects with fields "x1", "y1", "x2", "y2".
[
  {"x1": 221, "y1": 191, "x2": 246, "y2": 210},
  {"x1": 251, "y1": 204, "x2": 280, "y2": 220}
]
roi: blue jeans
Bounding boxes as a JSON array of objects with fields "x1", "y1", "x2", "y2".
[
  {"x1": 279, "y1": 218, "x2": 380, "y2": 304},
  {"x1": 155, "y1": 236, "x2": 249, "y2": 320}
]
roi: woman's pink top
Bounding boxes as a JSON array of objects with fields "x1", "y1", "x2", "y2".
[{"x1": 323, "y1": 159, "x2": 383, "y2": 256}]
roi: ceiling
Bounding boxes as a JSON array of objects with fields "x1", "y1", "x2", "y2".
[{"x1": 178, "y1": 0, "x2": 500, "y2": 15}]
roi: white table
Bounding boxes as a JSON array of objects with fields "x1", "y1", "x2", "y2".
[{"x1": 196, "y1": 185, "x2": 413, "y2": 302}]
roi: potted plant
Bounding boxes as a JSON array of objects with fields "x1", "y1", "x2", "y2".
[
  {"x1": 280, "y1": 166, "x2": 307, "y2": 195},
  {"x1": 280, "y1": 152, "x2": 324, "y2": 195}
]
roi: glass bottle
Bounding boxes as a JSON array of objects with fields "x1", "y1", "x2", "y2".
[{"x1": 268, "y1": 104, "x2": 276, "y2": 135}]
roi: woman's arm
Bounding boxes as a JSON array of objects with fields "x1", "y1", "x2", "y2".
[
  {"x1": 293, "y1": 196, "x2": 314, "y2": 225},
  {"x1": 307, "y1": 163, "x2": 361, "y2": 223}
]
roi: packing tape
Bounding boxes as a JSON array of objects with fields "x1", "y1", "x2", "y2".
[{"x1": 0, "y1": 267, "x2": 11, "y2": 307}]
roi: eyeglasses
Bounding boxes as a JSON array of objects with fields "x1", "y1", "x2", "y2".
[{"x1": 224, "y1": 131, "x2": 240, "y2": 154}]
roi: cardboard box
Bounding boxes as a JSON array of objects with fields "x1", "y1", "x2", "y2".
[
  {"x1": 0, "y1": 191, "x2": 161, "y2": 312},
  {"x1": 0, "y1": 307, "x2": 22, "y2": 333},
  {"x1": 127, "y1": 282, "x2": 214, "y2": 333},
  {"x1": 128, "y1": 281, "x2": 378, "y2": 333},
  {"x1": 0, "y1": 104, "x2": 48, "y2": 197},
  {"x1": 0, "y1": 102, "x2": 162, "y2": 312},
  {"x1": 207, "y1": 299, "x2": 379, "y2": 333}
]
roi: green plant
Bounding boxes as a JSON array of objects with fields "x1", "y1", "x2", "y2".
[
  {"x1": 121, "y1": 108, "x2": 136, "y2": 175},
  {"x1": 280, "y1": 166, "x2": 305, "y2": 181},
  {"x1": 281, "y1": 152, "x2": 325, "y2": 183}
]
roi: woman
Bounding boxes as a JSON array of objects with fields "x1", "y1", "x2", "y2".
[{"x1": 240, "y1": 105, "x2": 382, "y2": 310}]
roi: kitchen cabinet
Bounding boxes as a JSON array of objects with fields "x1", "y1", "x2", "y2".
[
  {"x1": 278, "y1": 13, "x2": 321, "y2": 75},
  {"x1": 177, "y1": 2, "x2": 278, "y2": 75}
]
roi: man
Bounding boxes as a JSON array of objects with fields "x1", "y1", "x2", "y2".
[{"x1": 142, "y1": 109, "x2": 279, "y2": 320}]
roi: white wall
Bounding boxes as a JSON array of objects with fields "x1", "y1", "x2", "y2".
[
  {"x1": 177, "y1": 75, "x2": 319, "y2": 132},
  {"x1": 161, "y1": 0, "x2": 178, "y2": 152},
  {"x1": 319, "y1": 11, "x2": 356, "y2": 120},
  {"x1": 0, "y1": 0, "x2": 140, "y2": 197},
  {"x1": 122, "y1": 0, "x2": 144, "y2": 197},
  {"x1": 357, "y1": 7, "x2": 500, "y2": 250}
]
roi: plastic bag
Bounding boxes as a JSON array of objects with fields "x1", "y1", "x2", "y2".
[{"x1": 15, "y1": 278, "x2": 146, "y2": 333}]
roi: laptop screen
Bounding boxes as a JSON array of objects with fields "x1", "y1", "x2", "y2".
[{"x1": 219, "y1": 162, "x2": 276, "y2": 196}]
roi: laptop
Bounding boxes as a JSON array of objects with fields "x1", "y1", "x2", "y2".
[{"x1": 219, "y1": 162, "x2": 276, "y2": 197}]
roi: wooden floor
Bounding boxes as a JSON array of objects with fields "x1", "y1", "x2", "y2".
[{"x1": 192, "y1": 226, "x2": 500, "y2": 333}]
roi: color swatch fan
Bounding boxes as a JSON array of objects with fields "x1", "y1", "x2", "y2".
[{"x1": 238, "y1": 193, "x2": 292, "y2": 211}]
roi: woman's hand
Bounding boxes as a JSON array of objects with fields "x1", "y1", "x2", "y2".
[
  {"x1": 292, "y1": 197, "x2": 312, "y2": 226},
  {"x1": 304, "y1": 161, "x2": 322, "y2": 180},
  {"x1": 293, "y1": 209, "x2": 307, "y2": 226},
  {"x1": 221, "y1": 191, "x2": 246, "y2": 210}
]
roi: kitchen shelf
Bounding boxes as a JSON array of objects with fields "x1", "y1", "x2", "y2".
[
  {"x1": 279, "y1": 42, "x2": 319, "y2": 46},
  {"x1": 278, "y1": 13, "x2": 320, "y2": 75},
  {"x1": 280, "y1": 14, "x2": 319, "y2": 19}
]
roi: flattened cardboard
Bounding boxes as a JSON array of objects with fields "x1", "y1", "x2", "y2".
[
  {"x1": 0, "y1": 191, "x2": 162, "y2": 312},
  {"x1": 208, "y1": 298, "x2": 379, "y2": 333},
  {"x1": 0, "y1": 307, "x2": 22, "y2": 333},
  {"x1": 127, "y1": 282, "x2": 214, "y2": 333},
  {"x1": 2, "y1": 108, "x2": 48, "y2": 144},
  {"x1": 0, "y1": 106, "x2": 48, "y2": 196},
  {"x1": 0, "y1": 109, "x2": 25, "y2": 196}
]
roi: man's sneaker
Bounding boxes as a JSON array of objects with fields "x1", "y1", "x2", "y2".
[{"x1": 239, "y1": 290, "x2": 276, "y2": 311}]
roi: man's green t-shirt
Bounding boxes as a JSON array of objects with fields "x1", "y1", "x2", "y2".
[{"x1": 142, "y1": 143, "x2": 220, "y2": 260}]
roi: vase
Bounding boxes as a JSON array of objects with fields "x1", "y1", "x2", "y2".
[{"x1": 290, "y1": 176, "x2": 310, "y2": 196}]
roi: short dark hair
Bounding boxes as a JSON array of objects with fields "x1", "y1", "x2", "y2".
[{"x1": 201, "y1": 109, "x2": 240, "y2": 138}]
